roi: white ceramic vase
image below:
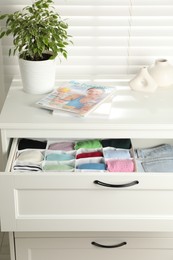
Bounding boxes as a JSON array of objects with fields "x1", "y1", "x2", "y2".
[
  {"x1": 129, "y1": 66, "x2": 157, "y2": 92},
  {"x1": 148, "y1": 59, "x2": 173, "y2": 88},
  {"x1": 19, "y1": 58, "x2": 56, "y2": 94}
]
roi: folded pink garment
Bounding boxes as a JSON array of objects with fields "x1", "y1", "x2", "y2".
[
  {"x1": 107, "y1": 159, "x2": 135, "y2": 172},
  {"x1": 48, "y1": 142, "x2": 74, "y2": 151}
]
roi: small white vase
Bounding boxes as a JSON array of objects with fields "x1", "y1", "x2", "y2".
[
  {"x1": 148, "y1": 59, "x2": 173, "y2": 88},
  {"x1": 19, "y1": 58, "x2": 56, "y2": 94},
  {"x1": 129, "y1": 67, "x2": 157, "y2": 92}
]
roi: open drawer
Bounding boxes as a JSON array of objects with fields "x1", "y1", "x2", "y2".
[{"x1": 1, "y1": 138, "x2": 173, "y2": 232}]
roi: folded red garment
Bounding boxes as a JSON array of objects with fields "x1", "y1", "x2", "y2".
[{"x1": 76, "y1": 151, "x2": 103, "y2": 159}]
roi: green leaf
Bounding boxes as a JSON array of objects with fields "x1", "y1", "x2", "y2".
[
  {"x1": 62, "y1": 52, "x2": 67, "y2": 59},
  {"x1": 0, "y1": 14, "x2": 7, "y2": 20},
  {"x1": 6, "y1": 29, "x2": 12, "y2": 36},
  {"x1": 60, "y1": 22, "x2": 68, "y2": 29},
  {"x1": 0, "y1": 31, "x2": 6, "y2": 39},
  {"x1": 43, "y1": 37, "x2": 49, "y2": 46},
  {"x1": 0, "y1": 0, "x2": 72, "y2": 59}
]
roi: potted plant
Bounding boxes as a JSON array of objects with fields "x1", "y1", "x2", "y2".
[{"x1": 0, "y1": 0, "x2": 72, "y2": 94}]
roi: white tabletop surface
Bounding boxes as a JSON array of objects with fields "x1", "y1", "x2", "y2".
[{"x1": 0, "y1": 79, "x2": 173, "y2": 138}]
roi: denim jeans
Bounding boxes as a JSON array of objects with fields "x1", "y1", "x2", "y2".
[
  {"x1": 136, "y1": 144, "x2": 173, "y2": 159},
  {"x1": 135, "y1": 144, "x2": 173, "y2": 172},
  {"x1": 142, "y1": 157, "x2": 173, "y2": 172}
]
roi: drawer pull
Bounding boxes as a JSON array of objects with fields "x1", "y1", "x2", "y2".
[
  {"x1": 93, "y1": 180, "x2": 139, "y2": 188},
  {"x1": 91, "y1": 241, "x2": 127, "y2": 248}
]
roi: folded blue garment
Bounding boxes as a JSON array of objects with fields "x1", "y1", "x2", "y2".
[
  {"x1": 142, "y1": 157, "x2": 173, "y2": 172},
  {"x1": 77, "y1": 163, "x2": 106, "y2": 170},
  {"x1": 136, "y1": 144, "x2": 173, "y2": 159},
  {"x1": 46, "y1": 153, "x2": 74, "y2": 161},
  {"x1": 104, "y1": 149, "x2": 130, "y2": 159}
]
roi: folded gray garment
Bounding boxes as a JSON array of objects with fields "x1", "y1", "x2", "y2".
[{"x1": 17, "y1": 150, "x2": 43, "y2": 163}]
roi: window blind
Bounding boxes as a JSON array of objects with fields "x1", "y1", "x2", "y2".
[
  {"x1": 128, "y1": 0, "x2": 173, "y2": 75},
  {"x1": 0, "y1": 0, "x2": 173, "y2": 88}
]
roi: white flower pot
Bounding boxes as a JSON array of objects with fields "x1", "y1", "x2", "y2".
[
  {"x1": 148, "y1": 59, "x2": 173, "y2": 88},
  {"x1": 19, "y1": 58, "x2": 56, "y2": 94},
  {"x1": 129, "y1": 66, "x2": 157, "y2": 92}
]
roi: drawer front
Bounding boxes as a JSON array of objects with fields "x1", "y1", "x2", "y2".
[
  {"x1": 1, "y1": 138, "x2": 173, "y2": 232},
  {"x1": 1, "y1": 173, "x2": 173, "y2": 232},
  {"x1": 15, "y1": 237, "x2": 173, "y2": 260}
]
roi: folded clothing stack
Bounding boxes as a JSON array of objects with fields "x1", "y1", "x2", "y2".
[
  {"x1": 75, "y1": 139, "x2": 134, "y2": 172},
  {"x1": 12, "y1": 138, "x2": 134, "y2": 172},
  {"x1": 135, "y1": 143, "x2": 173, "y2": 172},
  {"x1": 13, "y1": 139, "x2": 46, "y2": 172}
]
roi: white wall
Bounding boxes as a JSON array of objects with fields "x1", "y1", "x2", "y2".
[
  {"x1": 0, "y1": 43, "x2": 5, "y2": 108},
  {"x1": 0, "y1": 42, "x2": 5, "y2": 171}
]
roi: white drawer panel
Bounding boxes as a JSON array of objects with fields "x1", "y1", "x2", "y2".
[
  {"x1": 15, "y1": 237, "x2": 173, "y2": 260},
  {"x1": 1, "y1": 138, "x2": 173, "y2": 232},
  {"x1": 1, "y1": 173, "x2": 173, "y2": 232},
  {"x1": 17, "y1": 189, "x2": 173, "y2": 216}
]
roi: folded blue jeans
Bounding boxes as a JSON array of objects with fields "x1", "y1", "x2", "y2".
[
  {"x1": 136, "y1": 144, "x2": 173, "y2": 159},
  {"x1": 142, "y1": 157, "x2": 173, "y2": 172},
  {"x1": 136, "y1": 144, "x2": 173, "y2": 172}
]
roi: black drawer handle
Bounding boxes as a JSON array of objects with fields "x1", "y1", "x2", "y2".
[
  {"x1": 93, "y1": 180, "x2": 139, "y2": 188},
  {"x1": 91, "y1": 241, "x2": 127, "y2": 248}
]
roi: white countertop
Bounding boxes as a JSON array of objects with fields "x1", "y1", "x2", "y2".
[{"x1": 0, "y1": 79, "x2": 173, "y2": 138}]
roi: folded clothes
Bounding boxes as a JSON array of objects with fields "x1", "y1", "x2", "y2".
[
  {"x1": 101, "y1": 139, "x2": 131, "y2": 149},
  {"x1": 75, "y1": 140, "x2": 102, "y2": 150},
  {"x1": 17, "y1": 150, "x2": 43, "y2": 163},
  {"x1": 104, "y1": 149, "x2": 131, "y2": 159},
  {"x1": 43, "y1": 164, "x2": 74, "y2": 171},
  {"x1": 46, "y1": 153, "x2": 74, "y2": 161},
  {"x1": 18, "y1": 138, "x2": 47, "y2": 150},
  {"x1": 136, "y1": 143, "x2": 173, "y2": 159},
  {"x1": 142, "y1": 157, "x2": 173, "y2": 172},
  {"x1": 76, "y1": 151, "x2": 103, "y2": 159},
  {"x1": 48, "y1": 141, "x2": 75, "y2": 151},
  {"x1": 13, "y1": 164, "x2": 42, "y2": 172},
  {"x1": 106, "y1": 159, "x2": 134, "y2": 172},
  {"x1": 77, "y1": 163, "x2": 106, "y2": 170}
]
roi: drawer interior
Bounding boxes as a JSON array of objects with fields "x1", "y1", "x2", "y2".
[
  {"x1": 9, "y1": 138, "x2": 173, "y2": 173},
  {"x1": 10, "y1": 138, "x2": 135, "y2": 173}
]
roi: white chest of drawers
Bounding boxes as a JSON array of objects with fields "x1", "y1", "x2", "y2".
[{"x1": 1, "y1": 79, "x2": 173, "y2": 260}]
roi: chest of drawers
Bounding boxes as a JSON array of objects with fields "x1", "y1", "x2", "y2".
[{"x1": 1, "y1": 80, "x2": 173, "y2": 260}]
